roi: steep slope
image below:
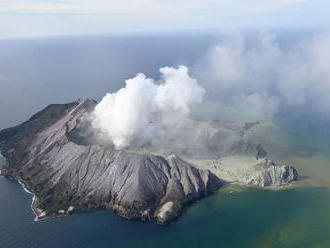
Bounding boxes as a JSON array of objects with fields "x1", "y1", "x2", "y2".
[
  {"x1": 0, "y1": 98, "x2": 223, "y2": 224},
  {"x1": 0, "y1": 98, "x2": 298, "y2": 224}
]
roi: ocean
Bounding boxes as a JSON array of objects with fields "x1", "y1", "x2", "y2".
[
  {"x1": 1, "y1": 176, "x2": 330, "y2": 248},
  {"x1": 1, "y1": 31, "x2": 330, "y2": 248}
]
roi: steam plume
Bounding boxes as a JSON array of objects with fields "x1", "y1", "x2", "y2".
[
  {"x1": 91, "y1": 66, "x2": 205, "y2": 149},
  {"x1": 89, "y1": 30, "x2": 330, "y2": 154},
  {"x1": 194, "y1": 31, "x2": 330, "y2": 119}
]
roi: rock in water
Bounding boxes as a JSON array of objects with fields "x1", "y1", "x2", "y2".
[
  {"x1": 0, "y1": 98, "x2": 223, "y2": 224},
  {"x1": 0, "y1": 98, "x2": 298, "y2": 224}
]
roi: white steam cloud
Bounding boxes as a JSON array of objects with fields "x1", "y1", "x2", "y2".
[
  {"x1": 91, "y1": 66, "x2": 205, "y2": 149},
  {"x1": 88, "y1": 30, "x2": 330, "y2": 153},
  {"x1": 194, "y1": 31, "x2": 330, "y2": 119}
]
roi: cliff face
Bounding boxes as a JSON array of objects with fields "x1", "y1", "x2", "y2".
[{"x1": 0, "y1": 98, "x2": 298, "y2": 224}]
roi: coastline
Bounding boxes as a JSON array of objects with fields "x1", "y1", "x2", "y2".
[
  {"x1": 0, "y1": 152, "x2": 46, "y2": 221},
  {"x1": 9, "y1": 176, "x2": 298, "y2": 224},
  {"x1": 2, "y1": 161, "x2": 298, "y2": 223},
  {"x1": 0, "y1": 148, "x2": 297, "y2": 224},
  {"x1": 17, "y1": 177, "x2": 75, "y2": 221},
  {"x1": 17, "y1": 179, "x2": 42, "y2": 221}
]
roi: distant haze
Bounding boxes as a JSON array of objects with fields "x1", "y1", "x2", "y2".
[
  {"x1": 1, "y1": 30, "x2": 330, "y2": 138},
  {"x1": 194, "y1": 30, "x2": 330, "y2": 120},
  {"x1": 0, "y1": 33, "x2": 216, "y2": 129}
]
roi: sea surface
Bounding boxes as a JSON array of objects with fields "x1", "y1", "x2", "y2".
[
  {"x1": 1, "y1": 31, "x2": 330, "y2": 248},
  {"x1": 1, "y1": 176, "x2": 330, "y2": 248}
]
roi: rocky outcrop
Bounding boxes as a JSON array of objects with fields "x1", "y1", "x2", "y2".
[
  {"x1": 247, "y1": 158, "x2": 298, "y2": 186},
  {"x1": 240, "y1": 162, "x2": 298, "y2": 187},
  {"x1": 208, "y1": 157, "x2": 298, "y2": 187},
  {"x1": 0, "y1": 98, "x2": 298, "y2": 224}
]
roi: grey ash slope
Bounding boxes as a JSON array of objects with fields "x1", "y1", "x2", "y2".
[
  {"x1": 0, "y1": 98, "x2": 297, "y2": 224},
  {"x1": 0, "y1": 98, "x2": 223, "y2": 224}
]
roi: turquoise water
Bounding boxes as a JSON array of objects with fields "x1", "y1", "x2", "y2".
[{"x1": 1, "y1": 177, "x2": 330, "y2": 248}]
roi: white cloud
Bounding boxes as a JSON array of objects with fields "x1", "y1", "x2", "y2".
[
  {"x1": 0, "y1": 0, "x2": 310, "y2": 16},
  {"x1": 194, "y1": 31, "x2": 330, "y2": 120},
  {"x1": 91, "y1": 66, "x2": 205, "y2": 149},
  {"x1": 0, "y1": 0, "x2": 324, "y2": 38},
  {"x1": 247, "y1": 0, "x2": 310, "y2": 13},
  {"x1": 0, "y1": 0, "x2": 219, "y2": 16}
]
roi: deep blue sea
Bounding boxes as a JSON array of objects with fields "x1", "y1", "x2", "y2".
[
  {"x1": 1, "y1": 31, "x2": 330, "y2": 248},
  {"x1": 1, "y1": 175, "x2": 330, "y2": 248}
]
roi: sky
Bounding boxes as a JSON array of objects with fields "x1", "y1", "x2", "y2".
[{"x1": 0, "y1": 0, "x2": 329, "y2": 38}]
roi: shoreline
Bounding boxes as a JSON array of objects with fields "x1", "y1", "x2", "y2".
[
  {"x1": 17, "y1": 179, "x2": 45, "y2": 221},
  {"x1": 17, "y1": 178, "x2": 75, "y2": 221},
  {"x1": 1, "y1": 152, "x2": 298, "y2": 224},
  {"x1": 0, "y1": 172, "x2": 42, "y2": 221},
  {"x1": 1, "y1": 170, "x2": 298, "y2": 224},
  {"x1": 0, "y1": 153, "x2": 45, "y2": 221}
]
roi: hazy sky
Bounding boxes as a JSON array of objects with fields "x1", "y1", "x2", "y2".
[{"x1": 0, "y1": 0, "x2": 329, "y2": 38}]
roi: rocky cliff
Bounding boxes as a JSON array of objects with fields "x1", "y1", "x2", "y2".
[{"x1": 0, "y1": 98, "x2": 298, "y2": 224}]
